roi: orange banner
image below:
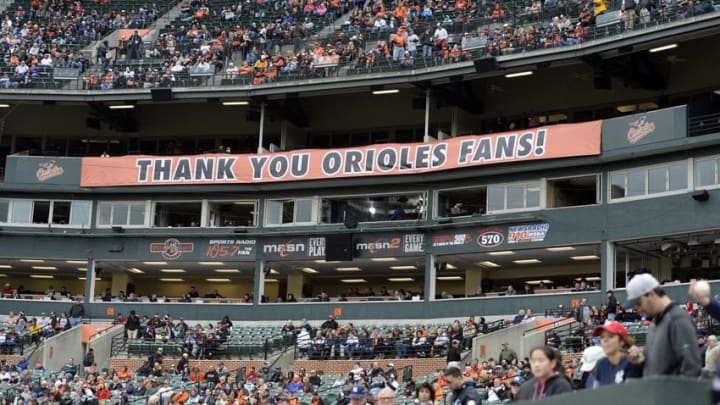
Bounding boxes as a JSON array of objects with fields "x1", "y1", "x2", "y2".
[{"x1": 80, "y1": 121, "x2": 601, "y2": 187}]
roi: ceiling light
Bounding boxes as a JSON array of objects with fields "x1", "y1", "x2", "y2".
[
  {"x1": 616, "y1": 104, "x2": 637, "y2": 113},
  {"x1": 648, "y1": 43, "x2": 677, "y2": 53},
  {"x1": 585, "y1": 276, "x2": 602, "y2": 282},
  {"x1": 32, "y1": 266, "x2": 57, "y2": 270},
  {"x1": 638, "y1": 102, "x2": 659, "y2": 110},
  {"x1": 437, "y1": 276, "x2": 464, "y2": 281},
  {"x1": 444, "y1": 263, "x2": 457, "y2": 270},
  {"x1": 488, "y1": 251, "x2": 514, "y2": 256},
  {"x1": 143, "y1": 261, "x2": 168, "y2": 265},
  {"x1": 215, "y1": 269, "x2": 240, "y2": 273},
  {"x1": 20, "y1": 259, "x2": 44, "y2": 263},
  {"x1": 269, "y1": 269, "x2": 279, "y2": 275},
  {"x1": 79, "y1": 277, "x2": 102, "y2": 281},
  {"x1": 108, "y1": 104, "x2": 135, "y2": 110},
  {"x1": 372, "y1": 89, "x2": 400, "y2": 95},
  {"x1": 505, "y1": 71, "x2": 533, "y2": 78},
  {"x1": 714, "y1": 89, "x2": 720, "y2": 96},
  {"x1": 513, "y1": 259, "x2": 542, "y2": 264},
  {"x1": 390, "y1": 265, "x2": 417, "y2": 270},
  {"x1": 314, "y1": 260, "x2": 341, "y2": 264},
  {"x1": 222, "y1": 100, "x2": 249, "y2": 106},
  {"x1": 206, "y1": 278, "x2": 231, "y2": 282},
  {"x1": 687, "y1": 239, "x2": 701, "y2": 246},
  {"x1": 371, "y1": 258, "x2": 398, "y2": 262},
  {"x1": 336, "y1": 267, "x2": 362, "y2": 272},
  {"x1": 264, "y1": 278, "x2": 279, "y2": 283},
  {"x1": 300, "y1": 267, "x2": 319, "y2": 274},
  {"x1": 571, "y1": 255, "x2": 599, "y2": 261},
  {"x1": 526, "y1": 279, "x2": 553, "y2": 285},
  {"x1": 0, "y1": 265, "x2": 12, "y2": 269},
  {"x1": 199, "y1": 261, "x2": 224, "y2": 265},
  {"x1": 159, "y1": 278, "x2": 184, "y2": 282},
  {"x1": 341, "y1": 278, "x2": 368, "y2": 283},
  {"x1": 0, "y1": 274, "x2": 6, "y2": 278},
  {"x1": 128, "y1": 268, "x2": 144, "y2": 274},
  {"x1": 546, "y1": 247, "x2": 575, "y2": 252},
  {"x1": 0, "y1": 104, "x2": 10, "y2": 108},
  {"x1": 388, "y1": 277, "x2": 415, "y2": 282},
  {"x1": 30, "y1": 275, "x2": 54, "y2": 279},
  {"x1": 65, "y1": 260, "x2": 87, "y2": 264},
  {"x1": 477, "y1": 261, "x2": 501, "y2": 268},
  {"x1": 77, "y1": 267, "x2": 87, "y2": 271},
  {"x1": 160, "y1": 269, "x2": 186, "y2": 273}
]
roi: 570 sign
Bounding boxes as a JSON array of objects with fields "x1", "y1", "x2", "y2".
[
  {"x1": 206, "y1": 239, "x2": 256, "y2": 258},
  {"x1": 477, "y1": 228, "x2": 504, "y2": 248}
]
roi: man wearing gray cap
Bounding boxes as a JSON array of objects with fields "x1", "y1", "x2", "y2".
[{"x1": 624, "y1": 273, "x2": 701, "y2": 377}]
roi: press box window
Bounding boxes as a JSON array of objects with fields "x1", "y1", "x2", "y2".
[
  {"x1": 487, "y1": 182, "x2": 541, "y2": 213},
  {"x1": 546, "y1": 175, "x2": 599, "y2": 208},
  {"x1": 153, "y1": 202, "x2": 202, "y2": 227},
  {"x1": 696, "y1": 158, "x2": 720, "y2": 188},
  {"x1": 97, "y1": 202, "x2": 147, "y2": 227},
  {"x1": 437, "y1": 187, "x2": 487, "y2": 217},
  {"x1": 610, "y1": 162, "x2": 688, "y2": 201},
  {"x1": 266, "y1": 198, "x2": 316, "y2": 225},
  {"x1": 206, "y1": 201, "x2": 256, "y2": 227}
]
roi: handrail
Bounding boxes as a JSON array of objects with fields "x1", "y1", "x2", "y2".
[{"x1": 522, "y1": 318, "x2": 572, "y2": 336}]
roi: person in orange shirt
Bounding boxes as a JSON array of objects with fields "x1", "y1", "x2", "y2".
[
  {"x1": 189, "y1": 367, "x2": 204, "y2": 383},
  {"x1": 117, "y1": 366, "x2": 132, "y2": 379},
  {"x1": 172, "y1": 386, "x2": 189, "y2": 404},
  {"x1": 238, "y1": 62, "x2": 254, "y2": 76},
  {"x1": 455, "y1": 0, "x2": 468, "y2": 10}
]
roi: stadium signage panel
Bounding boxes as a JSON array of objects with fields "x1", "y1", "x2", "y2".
[
  {"x1": 430, "y1": 223, "x2": 550, "y2": 253},
  {"x1": 602, "y1": 105, "x2": 687, "y2": 151},
  {"x1": 262, "y1": 233, "x2": 425, "y2": 260},
  {"x1": 79, "y1": 121, "x2": 602, "y2": 186}
]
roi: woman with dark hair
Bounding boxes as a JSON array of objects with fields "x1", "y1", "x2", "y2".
[
  {"x1": 516, "y1": 346, "x2": 573, "y2": 401},
  {"x1": 414, "y1": 381, "x2": 436, "y2": 405}
]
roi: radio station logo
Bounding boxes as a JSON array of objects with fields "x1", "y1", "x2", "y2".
[
  {"x1": 432, "y1": 233, "x2": 471, "y2": 247},
  {"x1": 150, "y1": 238, "x2": 194, "y2": 260},
  {"x1": 476, "y1": 227, "x2": 504, "y2": 248},
  {"x1": 206, "y1": 239, "x2": 256, "y2": 258},
  {"x1": 507, "y1": 223, "x2": 550, "y2": 244},
  {"x1": 263, "y1": 239, "x2": 306, "y2": 257},
  {"x1": 36, "y1": 160, "x2": 64, "y2": 182}
]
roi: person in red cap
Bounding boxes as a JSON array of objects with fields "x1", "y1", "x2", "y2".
[{"x1": 591, "y1": 321, "x2": 643, "y2": 387}]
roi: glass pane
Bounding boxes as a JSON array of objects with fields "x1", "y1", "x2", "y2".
[
  {"x1": 32, "y1": 201, "x2": 51, "y2": 224},
  {"x1": 97, "y1": 203, "x2": 111, "y2": 225},
  {"x1": 610, "y1": 174, "x2": 626, "y2": 199},
  {"x1": 526, "y1": 184, "x2": 540, "y2": 207},
  {"x1": 112, "y1": 204, "x2": 129, "y2": 225},
  {"x1": 281, "y1": 201, "x2": 294, "y2": 224},
  {"x1": 506, "y1": 186, "x2": 524, "y2": 209},
  {"x1": 668, "y1": 164, "x2": 687, "y2": 191},
  {"x1": 129, "y1": 203, "x2": 146, "y2": 225},
  {"x1": 52, "y1": 201, "x2": 71, "y2": 224},
  {"x1": 12, "y1": 200, "x2": 32, "y2": 224},
  {"x1": 70, "y1": 201, "x2": 92, "y2": 227},
  {"x1": 487, "y1": 186, "x2": 505, "y2": 212},
  {"x1": 626, "y1": 170, "x2": 646, "y2": 197},
  {"x1": 266, "y1": 200, "x2": 282, "y2": 225},
  {"x1": 0, "y1": 200, "x2": 8, "y2": 223},
  {"x1": 295, "y1": 199, "x2": 313, "y2": 223},
  {"x1": 648, "y1": 167, "x2": 666, "y2": 194},
  {"x1": 696, "y1": 160, "x2": 716, "y2": 187}
]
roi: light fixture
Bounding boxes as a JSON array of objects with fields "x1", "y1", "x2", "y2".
[
  {"x1": 0, "y1": 104, "x2": 10, "y2": 108},
  {"x1": 159, "y1": 278, "x2": 184, "y2": 282},
  {"x1": 269, "y1": 269, "x2": 279, "y2": 275},
  {"x1": 505, "y1": 71, "x2": 533, "y2": 78},
  {"x1": 108, "y1": 104, "x2": 135, "y2": 110},
  {"x1": 143, "y1": 261, "x2": 168, "y2": 265},
  {"x1": 714, "y1": 239, "x2": 720, "y2": 245},
  {"x1": 649, "y1": 43, "x2": 677, "y2": 53},
  {"x1": 160, "y1": 268, "x2": 186, "y2": 273},
  {"x1": 77, "y1": 267, "x2": 87, "y2": 271},
  {"x1": 32, "y1": 266, "x2": 57, "y2": 270},
  {"x1": 222, "y1": 100, "x2": 249, "y2": 106},
  {"x1": 526, "y1": 279, "x2": 553, "y2": 285},
  {"x1": 314, "y1": 260, "x2": 341, "y2": 264},
  {"x1": 65, "y1": 260, "x2": 87, "y2": 264},
  {"x1": 206, "y1": 278, "x2": 231, "y2": 282},
  {"x1": 660, "y1": 242, "x2": 674, "y2": 252},
  {"x1": 437, "y1": 276, "x2": 464, "y2": 281},
  {"x1": 687, "y1": 239, "x2": 701, "y2": 246},
  {"x1": 570, "y1": 255, "x2": 599, "y2": 261},
  {"x1": 476, "y1": 261, "x2": 501, "y2": 268},
  {"x1": 128, "y1": 268, "x2": 144, "y2": 274},
  {"x1": 300, "y1": 267, "x2": 319, "y2": 274},
  {"x1": 616, "y1": 104, "x2": 637, "y2": 113},
  {"x1": 0, "y1": 274, "x2": 7, "y2": 278},
  {"x1": 215, "y1": 269, "x2": 241, "y2": 273},
  {"x1": 30, "y1": 275, "x2": 54, "y2": 279},
  {"x1": 341, "y1": 278, "x2": 368, "y2": 283},
  {"x1": 371, "y1": 89, "x2": 400, "y2": 95},
  {"x1": 390, "y1": 265, "x2": 417, "y2": 270},
  {"x1": 264, "y1": 278, "x2": 279, "y2": 283},
  {"x1": 199, "y1": 261, "x2": 224, "y2": 265},
  {"x1": 546, "y1": 247, "x2": 575, "y2": 252},
  {"x1": 714, "y1": 89, "x2": 720, "y2": 96},
  {"x1": 79, "y1": 277, "x2": 102, "y2": 281},
  {"x1": 513, "y1": 259, "x2": 542, "y2": 264},
  {"x1": 445, "y1": 263, "x2": 457, "y2": 270},
  {"x1": 0, "y1": 265, "x2": 11, "y2": 269},
  {"x1": 371, "y1": 258, "x2": 398, "y2": 262},
  {"x1": 388, "y1": 277, "x2": 415, "y2": 282},
  {"x1": 20, "y1": 259, "x2": 45, "y2": 263},
  {"x1": 488, "y1": 251, "x2": 514, "y2": 256},
  {"x1": 336, "y1": 267, "x2": 362, "y2": 272},
  {"x1": 637, "y1": 102, "x2": 659, "y2": 110}
]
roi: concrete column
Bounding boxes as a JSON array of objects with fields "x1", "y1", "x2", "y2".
[
  {"x1": 253, "y1": 258, "x2": 265, "y2": 305},
  {"x1": 424, "y1": 254, "x2": 436, "y2": 301},
  {"x1": 280, "y1": 120, "x2": 305, "y2": 150},
  {"x1": 465, "y1": 268, "x2": 483, "y2": 297},
  {"x1": 287, "y1": 271, "x2": 304, "y2": 301},
  {"x1": 111, "y1": 271, "x2": 129, "y2": 296},
  {"x1": 600, "y1": 240, "x2": 615, "y2": 293},
  {"x1": 85, "y1": 258, "x2": 97, "y2": 303}
]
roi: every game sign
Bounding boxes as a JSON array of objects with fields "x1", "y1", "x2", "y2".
[{"x1": 79, "y1": 121, "x2": 601, "y2": 187}]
